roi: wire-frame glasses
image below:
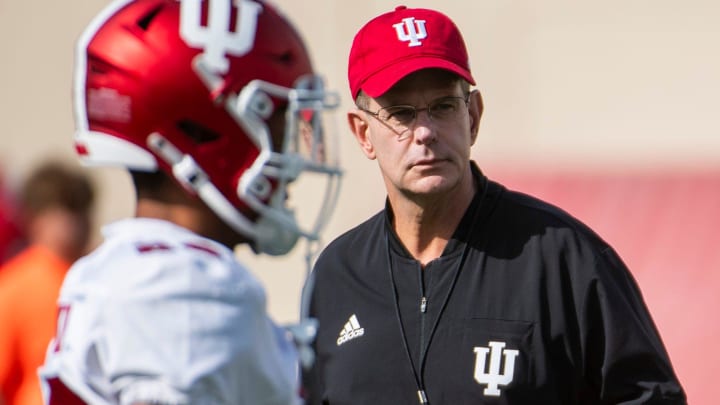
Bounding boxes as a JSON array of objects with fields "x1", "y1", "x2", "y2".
[{"x1": 359, "y1": 95, "x2": 470, "y2": 141}]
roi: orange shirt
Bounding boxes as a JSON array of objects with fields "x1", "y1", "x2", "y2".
[{"x1": 0, "y1": 246, "x2": 71, "y2": 405}]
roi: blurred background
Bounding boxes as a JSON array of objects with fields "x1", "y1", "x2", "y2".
[{"x1": 1, "y1": 1, "x2": 717, "y2": 403}]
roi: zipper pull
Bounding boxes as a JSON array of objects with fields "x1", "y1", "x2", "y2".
[
  {"x1": 417, "y1": 389, "x2": 428, "y2": 404},
  {"x1": 420, "y1": 296, "x2": 427, "y2": 313}
]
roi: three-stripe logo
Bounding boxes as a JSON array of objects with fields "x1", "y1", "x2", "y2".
[{"x1": 336, "y1": 314, "x2": 365, "y2": 346}]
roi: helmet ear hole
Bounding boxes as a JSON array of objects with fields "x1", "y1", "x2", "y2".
[
  {"x1": 177, "y1": 120, "x2": 220, "y2": 145},
  {"x1": 136, "y1": 5, "x2": 163, "y2": 30},
  {"x1": 276, "y1": 51, "x2": 294, "y2": 66}
]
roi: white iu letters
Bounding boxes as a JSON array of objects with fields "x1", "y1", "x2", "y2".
[
  {"x1": 393, "y1": 17, "x2": 427, "y2": 47},
  {"x1": 179, "y1": 0, "x2": 262, "y2": 74},
  {"x1": 473, "y1": 341, "x2": 519, "y2": 396}
]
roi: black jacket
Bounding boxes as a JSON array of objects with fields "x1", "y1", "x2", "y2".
[{"x1": 304, "y1": 163, "x2": 685, "y2": 404}]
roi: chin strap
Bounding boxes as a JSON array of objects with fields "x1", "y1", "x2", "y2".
[{"x1": 146, "y1": 132, "x2": 298, "y2": 255}]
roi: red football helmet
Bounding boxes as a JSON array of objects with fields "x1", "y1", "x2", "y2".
[{"x1": 74, "y1": 0, "x2": 342, "y2": 255}]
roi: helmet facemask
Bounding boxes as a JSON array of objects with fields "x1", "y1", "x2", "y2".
[{"x1": 184, "y1": 59, "x2": 342, "y2": 255}]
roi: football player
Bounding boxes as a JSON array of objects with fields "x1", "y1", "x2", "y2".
[{"x1": 39, "y1": 0, "x2": 341, "y2": 404}]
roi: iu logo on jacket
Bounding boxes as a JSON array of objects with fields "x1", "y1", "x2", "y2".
[{"x1": 473, "y1": 341, "x2": 520, "y2": 396}]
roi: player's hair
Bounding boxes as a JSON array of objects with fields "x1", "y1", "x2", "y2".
[
  {"x1": 130, "y1": 170, "x2": 175, "y2": 201},
  {"x1": 20, "y1": 161, "x2": 95, "y2": 218}
]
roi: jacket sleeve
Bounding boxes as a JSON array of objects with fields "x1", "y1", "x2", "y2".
[{"x1": 578, "y1": 247, "x2": 686, "y2": 404}]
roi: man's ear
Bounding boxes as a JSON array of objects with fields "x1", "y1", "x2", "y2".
[
  {"x1": 468, "y1": 89, "x2": 483, "y2": 145},
  {"x1": 348, "y1": 109, "x2": 376, "y2": 160}
]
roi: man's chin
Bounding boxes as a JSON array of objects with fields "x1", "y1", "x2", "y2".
[{"x1": 406, "y1": 175, "x2": 458, "y2": 197}]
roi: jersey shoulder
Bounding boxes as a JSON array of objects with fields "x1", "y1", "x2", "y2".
[{"x1": 61, "y1": 218, "x2": 258, "y2": 302}]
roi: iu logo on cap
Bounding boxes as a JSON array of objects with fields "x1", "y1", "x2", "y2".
[{"x1": 393, "y1": 17, "x2": 427, "y2": 47}]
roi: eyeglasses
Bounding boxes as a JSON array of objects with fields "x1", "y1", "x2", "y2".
[{"x1": 359, "y1": 95, "x2": 469, "y2": 141}]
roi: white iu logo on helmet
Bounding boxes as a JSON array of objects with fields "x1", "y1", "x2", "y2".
[
  {"x1": 473, "y1": 341, "x2": 519, "y2": 396},
  {"x1": 179, "y1": 0, "x2": 262, "y2": 74},
  {"x1": 393, "y1": 17, "x2": 427, "y2": 47}
]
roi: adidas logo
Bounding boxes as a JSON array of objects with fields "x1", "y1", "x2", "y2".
[{"x1": 336, "y1": 314, "x2": 365, "y2": 346}]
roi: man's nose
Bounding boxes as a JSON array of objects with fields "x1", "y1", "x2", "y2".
[{"x1": 410, "y1": 110, "x2": 438, "y2": 144}]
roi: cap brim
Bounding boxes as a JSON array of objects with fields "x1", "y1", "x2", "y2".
[{"x1": 360, "y1": 57, "x2": 476, "y2": 98}]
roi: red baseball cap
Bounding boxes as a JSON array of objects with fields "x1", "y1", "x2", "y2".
[{"x1": 348, "y1": 5, "x2": 476, "y2": 98}]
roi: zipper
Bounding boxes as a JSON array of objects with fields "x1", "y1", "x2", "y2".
[
  {"x1": 418, "y1": 265, "x2": 427, "y2": 367},
  {"x1": 385, "y1": 173, "x2": 489, "y2": 404},
  {"x1": 388, "y1": 239, "x2": 473, "y2": 405}
]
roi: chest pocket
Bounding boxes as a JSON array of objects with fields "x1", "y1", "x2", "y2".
[{"x1": 424, "y1": 317, "x2": 534, "y2": 403}]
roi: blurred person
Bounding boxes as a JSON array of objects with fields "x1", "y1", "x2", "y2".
[
  {"x1": 0, "y1": 168, "x2": 26, "y2": 265},
  {"x1": 303, "y1": 6, "x2": 686, "y2": 404},
  {"x1": 38, "y1": 0, "x2": 341, "y2": 404},
  {"x1": 0, "y1": 161, "x2": 95, "y2": 405}
]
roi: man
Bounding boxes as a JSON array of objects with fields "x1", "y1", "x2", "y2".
[
  {"x1": 39, "y1": 0, "x2": 341, "y2": 404},
  {"x1": 0, "y1": 161, "x2": 95, "y2": 405},
  {"x1": 303, "y1": 6, "x2": 685, "y2": 404}
]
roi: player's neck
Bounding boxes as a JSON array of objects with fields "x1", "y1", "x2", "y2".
[{"x1": 135, "y1": 198, "x2": 199, "y2": 233}]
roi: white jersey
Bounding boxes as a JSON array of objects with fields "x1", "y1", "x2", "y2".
[{"x1": 39, "y1": 218, "x2": 300, "y2": 405}]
